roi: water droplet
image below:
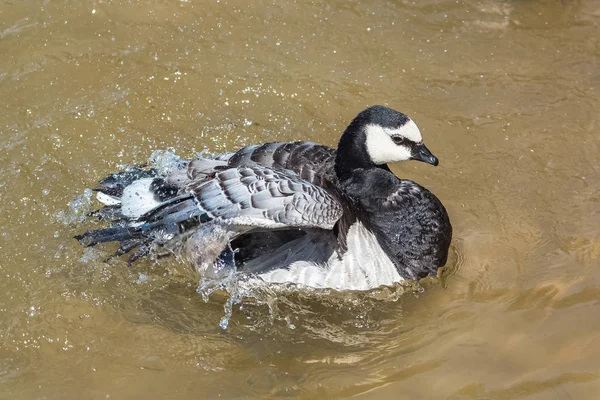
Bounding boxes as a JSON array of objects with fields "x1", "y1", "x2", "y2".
[
  {"x1": 219, "y1": 316, "x2": 229, "y2": 330},
  {"x1": 136, "y1": 274, "x2": 148, "y2": 284},
  {"x1": 284, "y1": 316, "x2": 296, "y2": 329}
]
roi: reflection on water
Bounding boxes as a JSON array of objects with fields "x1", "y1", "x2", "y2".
[{"x1": 1, "y1": 0, "x2": 599, "y2": 398}]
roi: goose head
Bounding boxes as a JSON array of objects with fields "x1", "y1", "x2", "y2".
[{"x1": 335, "y1": 106, "x2": 438, "y2": 178}]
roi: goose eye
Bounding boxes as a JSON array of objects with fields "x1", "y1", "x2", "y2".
[{"x1": 391, "y1": 136, "x2": 407, "y2": 145}]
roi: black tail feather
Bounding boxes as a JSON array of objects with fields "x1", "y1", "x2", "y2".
[
  {"x1": 75, "y1": 191, "x2": 209, "y2": 263},
  {"x1": 127, "y1": 244, "x2": 151, "y2": 265},
  {"x1": 114, "y1": 238, "x2": 146, "y2": 257},
  {"x1": 87, "y1": 205, "x2": 122, "y2": 221},
  {"x1": 75, "y1": 225, "x2": 145, "y2": 247}
]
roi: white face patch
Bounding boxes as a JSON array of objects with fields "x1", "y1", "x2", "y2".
[
  {"x1": 364, "y1": 119, "x2": 423, "y2": 165},
  {"x1": 386, "y1": 119, "x2": 422, "y2": 142}
]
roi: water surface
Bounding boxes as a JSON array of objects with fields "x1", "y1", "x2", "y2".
[{"x1": 1, "y1": 0, "x2": 599, "y2": 398}]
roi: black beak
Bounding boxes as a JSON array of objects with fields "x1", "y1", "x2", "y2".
[{"x1": 413, "y1": 143, "x2": 439, "y2": 166}]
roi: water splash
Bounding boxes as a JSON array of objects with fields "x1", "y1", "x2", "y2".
[
  {"x1": 197, "y1": 267, "x2": 244, "y2": 330},
  {"x1": 148, "y1": 149, "x2": 187, "y2": 176},
  {"x1": 196, "y1": 269, "x2": 419, "y2": 331},
  {"x1": 56, "y1": 188, "x2": 93, "y2": 224},
  {"x1": 79, "y1": 247, "x2": 104, "y2": 263}
]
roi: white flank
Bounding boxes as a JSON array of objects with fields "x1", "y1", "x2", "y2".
[
  {"x1": 120, "y1": 178, "x2": 162, "y2": 218},
  {"x1": 259, "y1": 222, "x2": 403, "y2": 291}
]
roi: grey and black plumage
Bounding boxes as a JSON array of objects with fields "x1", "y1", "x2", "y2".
[{"x1": 76, "y1": 106, "x2": 452, "y2": 291}]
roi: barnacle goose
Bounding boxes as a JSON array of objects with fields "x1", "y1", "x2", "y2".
[{"x1": 76, "y1": 106, "x2": 452, "y2": 291}]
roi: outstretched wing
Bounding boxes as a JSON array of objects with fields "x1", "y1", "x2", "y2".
[{"x1": 186, "y1": 166, "x2": 343, "y2": 230}]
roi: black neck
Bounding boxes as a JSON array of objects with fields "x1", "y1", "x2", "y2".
[{"x1": 334, "y1": 121, "x2": 389, "y2": 181}]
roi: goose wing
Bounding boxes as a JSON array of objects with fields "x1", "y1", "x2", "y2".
[
  {"x1": 186, "y1": 165, "x2": 343, "y2": 230},
  {"x1": 171, "y1": 142, "x2": 337, "y2": 191},
  {"x1": 224, "y1": 142, "x2": 337, "y2": 186}
]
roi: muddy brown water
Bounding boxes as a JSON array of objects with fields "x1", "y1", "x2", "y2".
[{"x1": 1, "y1": 0, "x2": 600, "y2": 398}]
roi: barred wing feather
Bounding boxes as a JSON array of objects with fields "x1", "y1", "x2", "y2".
[{"x1": 187, "y1": 166, "x2": 343, "y2": 230}]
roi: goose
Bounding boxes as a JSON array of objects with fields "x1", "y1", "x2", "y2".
[{"x1": 76, "y1": 106, "x2": 452, "y2": 291}]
